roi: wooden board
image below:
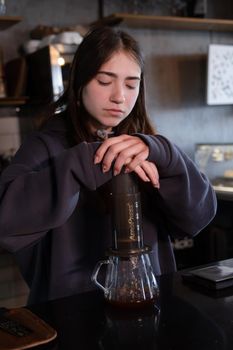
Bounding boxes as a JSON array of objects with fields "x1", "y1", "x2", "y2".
[
  {"x1": 0, "y1": 308, "x2": 57, "y2": 350},
  {"x1": 92, "y1": 13, "x2": 233, "y2": 32},
  {"x1": 0, "y1": 16, "x2": 22, "y2": 31}
]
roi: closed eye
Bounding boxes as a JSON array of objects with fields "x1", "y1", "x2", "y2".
[
  {"x1": 97, "y1": 80, "x2": 111, "y2": 86},
  {"x1": 126, "y1": 84, "x2": 138, "y2": 90}
]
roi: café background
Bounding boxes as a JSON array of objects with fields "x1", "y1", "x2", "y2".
[{"x1": 0, "y1": 0, "x2": 233, "y2": 307}]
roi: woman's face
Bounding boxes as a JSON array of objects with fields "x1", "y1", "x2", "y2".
[{"x1": 82, "y1": 50, "x2": 141, "y2": 132}]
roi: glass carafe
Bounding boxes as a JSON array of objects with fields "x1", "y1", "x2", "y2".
[{"x1": 92, "y1": 251, "x2": 159, "y2": 308}]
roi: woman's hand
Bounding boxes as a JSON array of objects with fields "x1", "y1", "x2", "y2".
[
  {"x1": 94, "y1": 135, "x2": 160, "y2": 188},
  {"x1": 131, "y1": 160, "x2": 160, "y2": 188}
]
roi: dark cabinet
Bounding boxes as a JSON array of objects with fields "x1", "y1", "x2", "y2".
[{"x1": 174, "y1": 197, "x2": 233, "y2": 270}]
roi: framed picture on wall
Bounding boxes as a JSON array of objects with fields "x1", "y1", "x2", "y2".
[{"x1": 207, "y1": 44, "x2": 233, "y2": 105}]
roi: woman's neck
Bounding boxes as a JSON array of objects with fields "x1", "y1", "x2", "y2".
[{"x1": 87, "y1": 120, "x2": 113, "y2": 140}]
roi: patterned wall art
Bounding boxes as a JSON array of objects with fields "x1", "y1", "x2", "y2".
[{"x1": 207, "y1": 44, "x2": 233, "y2": 105}]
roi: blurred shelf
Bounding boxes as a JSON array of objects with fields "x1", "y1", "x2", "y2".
[
  {"x1": 93, "y1": 13, "x2": 233, "y2": 32},
  {"x1": 0, "y1": 97, "x2": 28, "y2": 106},
  {"x1": 0, "y1": 16, "x2": 22, "y2": 30}
]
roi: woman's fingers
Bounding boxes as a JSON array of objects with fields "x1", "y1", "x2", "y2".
[
  {"x1": 127, "y1": 161, "x2": 160, "y2": 188},
  {"x1": 132, "y1": 165, "x2": 151, "y2": 183},
  {"x1": 93, "y1": 135, "x2": 159, "y2": 187},
  {"x1": 140, "y1": 161, "x2": 160, "y2": 188},
  {"x1": 102, "y1": 139, "x2": 140, "y2": 173},
  {"x1": 112, "y1": 143, "x2": 148, "y2": 175},
  {"x1": 94, "y1": 135, "x2": 129, "y2": 164},
  {"x1": 121, "y1": 148, "x2": 149, "y2": 172},
  {"x1": 94, "y1": 135, "x2": 149, "y2": 174}
]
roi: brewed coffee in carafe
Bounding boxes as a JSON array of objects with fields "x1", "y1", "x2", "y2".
[{"x1": 92, "y1": 172, "x2": 159, "y2": 308}]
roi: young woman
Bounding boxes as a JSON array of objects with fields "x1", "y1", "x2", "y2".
[{"x1": 0, "y1": 26, "x2": 216, "y2": 304}]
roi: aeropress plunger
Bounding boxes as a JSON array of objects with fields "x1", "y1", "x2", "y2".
[{"x1": 92, "y1": 172, "x2": 159, "y2": 308}]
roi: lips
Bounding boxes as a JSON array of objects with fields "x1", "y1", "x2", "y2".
[
  {"x1": 104, "y1": 109, "x2": 125, "y2": 117},
  {"x1": 105, "y1": 109, "x2": 124, "y2": 113}
]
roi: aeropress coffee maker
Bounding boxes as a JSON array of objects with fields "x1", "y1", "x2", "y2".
[{"x1": 92, "y1": 172, "x2": 159, "y2": 309}]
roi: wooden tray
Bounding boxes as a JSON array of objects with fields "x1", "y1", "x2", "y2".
[{"x1": 0, "y1": 307, "x2": 57, "y2": 350}]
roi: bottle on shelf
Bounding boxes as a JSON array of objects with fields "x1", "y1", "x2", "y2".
[
  {"x1": 0, "y1": 0, "x2": 6, "y2": 15},
  {"x1": 0, "y1": 48, "x2": 6, "y2": 98}
]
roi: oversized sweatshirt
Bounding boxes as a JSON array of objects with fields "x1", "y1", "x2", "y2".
[{"x1": 0, "y1": 116, "x2": 217, "y2": 304}]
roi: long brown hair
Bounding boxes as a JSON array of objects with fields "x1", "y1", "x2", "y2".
[{"x1": 41, "y1": 26, "x2": 156, "y2": 144}]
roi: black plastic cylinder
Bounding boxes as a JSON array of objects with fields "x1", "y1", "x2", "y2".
[{"x1": 111, "y1": 173, "x2": 144, "y2": 254}]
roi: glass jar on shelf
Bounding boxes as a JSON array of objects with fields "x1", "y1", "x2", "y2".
[{"x1": 0, "y1": 0, "x2": 6, "y2": 15}]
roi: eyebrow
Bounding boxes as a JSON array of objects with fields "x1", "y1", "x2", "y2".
[{"x1": 97, "y1": 71, "x2": 141, "y2": 81}]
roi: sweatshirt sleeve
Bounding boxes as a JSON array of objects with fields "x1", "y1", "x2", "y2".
[
  {"x1": 0, "y1": 133, "x2": 112, "y2": 252},
  {"x1": 136, "y1": 133, "x2": 217, "y2": 238}
]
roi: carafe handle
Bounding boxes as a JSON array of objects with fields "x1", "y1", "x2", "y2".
[{"x1": 91, "y1": 259, "x2": 113, "y2": 294}]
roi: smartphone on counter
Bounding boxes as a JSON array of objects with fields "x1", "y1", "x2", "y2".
[{"x1": 181, "y1": 264, "x2": 233, "y2": 290}]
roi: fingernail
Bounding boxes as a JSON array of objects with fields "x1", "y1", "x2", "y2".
[
  {"x1": 154, "y1": 182, "x2": 160, "y2": 189},
  {"x1": 124, "y1": 167, "x2": 130, "y2": 173},
  {"x1": 94, "y1": 156, "x2": 99, "y2": 164},
  {"x1": 114, "y1": 170, "x2": 119, "y2": 176}
]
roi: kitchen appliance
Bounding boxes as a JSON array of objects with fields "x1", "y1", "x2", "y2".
[
  {"x1": 26, "y1": 43, "x2": 77, "y2": 103},
  {"x1": 92, "y1": 173, "x2": 159, "y2": 308},
  {"x1": 195, "y1": 143, "x2": 233, "y2": 194}
]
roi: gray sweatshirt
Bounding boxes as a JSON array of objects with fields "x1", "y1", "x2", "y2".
[{"x1": 0, "y1": 117, "x2": 217, "y2": 304}]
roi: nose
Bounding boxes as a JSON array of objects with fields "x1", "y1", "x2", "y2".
[{"x1": 110, "y1": 84, "x2": 125, "y2": 104}]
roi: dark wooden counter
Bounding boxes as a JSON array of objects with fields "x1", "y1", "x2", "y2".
[
  {"x1": 26, "y1": 259, "x2": 233, "y2": 350},
  {"x1": 215, "y1": 189, "x2": 233, "y2": 201}
]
